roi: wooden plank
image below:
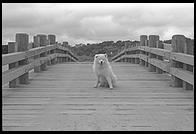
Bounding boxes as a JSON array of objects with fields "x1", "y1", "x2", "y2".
[
  {"x1": 170, "y1": 52, "x2": 194, "y2": 66},
  {"x1": 2, "y1": 52, "x2": 26, "y2": 66},
  {"x1": 138, "y1": 46, "x2": 150, "y2": 52},
  {"x1": 56, "y1": 54, "x2": 77, "y2": 62},
  {"x1": 163, "y1": 43, "x2": 172, "y2": 51},
  {"x1": 126, "y1": 47, "x2": 138, "y2": 52},
  {"x1": 2, "y1": 45, "x2": 57, "y2": 66},
  {"x1": 113, "y1": 46, "x2": 171, "y2": 62},
  {"x1": 26, "y1": 45, "x2": 57, "y2": 58},
  {"x1": 139, "y1": 54, "x2": 148, "y2": 62},
  {"x1": 2, "y1": 54, "x2": 57, "y2": 85},
  {"x1": 56, "y1": 45, "x2": 78, "y2": 60},
  {"x1": 148, "y1": 58, "x2": 170, "y2": 72},
  {"x1": 170, "y1": 67, "x2": 194, "y2": 85},
  {"x1": 114, "y1": 54, "x2": 139, "y2": 62},
  {"x1": 112, "y1": 50, "x2": 126, "y2": 60},
  {"x1": 149, "y1": 48, "x2": 170, "y2": 59},
  {"x1": 2, "y1": 63, "x2": 194, "y2": 131},
  {"x1": 8, "y1": 42, "x2": 19, "y2": 87}
]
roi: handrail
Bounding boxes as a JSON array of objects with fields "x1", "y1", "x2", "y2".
[
  {"x1": 2, "y1": 44, "x2": 78, "y2": 87},
  {"x1": 113, "y1": 46, "x2": 194, "y2": 68},
  {"x1": 2, "y1": 44, "x2": 78, "y2": 66},
  {"x1": 2, "y1": 45, "x2": 57, "y2": 66},
  {"x1": 112, "y1": 35, "x2": 194, "y2": 90}
]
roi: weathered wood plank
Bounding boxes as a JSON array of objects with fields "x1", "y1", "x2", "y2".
[
  {"x1": 170, "y1": 67, "x2": 194, "y2": 85},
  {"x1": 148, "y1": 58, "x2": 170, "y2": 72},
  {"x1": 56, "y1": 45, "x2": 78, "y2": 60},
  {"x1": 139, "y1": 54, "x2": 148, "y2": 62},
  {"x1": 114, "y1": 54, "x2": 139, "y2": 62},
  {"x1": 2, "y1": 54, "x2": 57, "y2": 85},
  {"x1": 56, "y1": 54, "x2": 78, "y2": 62},
  {"x1": 170, "y1": 52, "x2": 194, "y2": 66},
  {"x1": 2, "y1": 45, "x2": 57, "y2": 66},
  {"x1": 2, "y1": 63, "x2": 194, "y2": 131},
  {"x1": 149, "y1": 48, "x2": 170, "y2": 59},
  {"x1": 2, "y1": 52, "x2": 26, "y2": 66}
]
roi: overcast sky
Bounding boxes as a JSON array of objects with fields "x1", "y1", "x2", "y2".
[{"x1": 2, "y1": 3, "x2": 194, "y2": 46}]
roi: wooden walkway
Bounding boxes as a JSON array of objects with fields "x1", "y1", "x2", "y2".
[{"x1": 2, "y1": 63, "x2": 194, "y2": 131}]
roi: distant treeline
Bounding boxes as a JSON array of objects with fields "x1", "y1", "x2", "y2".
[
  {"x1": 163, "y1": 40, "x2": 172, "y2": 44},
  {"x1": 70, "y1": 40, "x2": 140, "y2": 62}
]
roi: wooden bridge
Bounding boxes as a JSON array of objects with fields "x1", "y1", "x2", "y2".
[{"x1": 2, "y1": 34, "x2": 194, "y2": 131}]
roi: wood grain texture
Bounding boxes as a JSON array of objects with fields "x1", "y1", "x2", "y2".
[
  {"x1": 2, "y1": 63, "x2": 194, "y2": 131},
  {"x1": 171, "y1": 52, "x2": 194, "y2": 66}
]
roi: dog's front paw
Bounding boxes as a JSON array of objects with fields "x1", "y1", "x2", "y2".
[{"x1": 109, "y1": 86, "x2": 113, "y2": 89}]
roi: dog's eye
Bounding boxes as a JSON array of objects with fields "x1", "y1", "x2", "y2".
[{"x1": 95, "y1": 56, "x2": 98, "y2": 58}]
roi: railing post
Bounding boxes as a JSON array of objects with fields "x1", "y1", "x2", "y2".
[
  {"x1": 16, "y1": 33, "x2": 29, "y2": 84},
  {"x1": 156, "y1": 40, "x2": 164, "y2": 74},
  {"x1": 47, "y1": 47, "x2": 51, "y2": 66},
  {"x1": 48, "y1": 35, "x2": 56, "y2": 64},
  {"x1": 51, "y1": 48, "x2": 56, "y2": 65},
  {"x1": 186, "y1": 37, "x2": 194, "y2": 90},
  {"x1": 139, "y1": 35, "x2": 147, "y2": 66},
  {"x1": 39, "y1": 34, "x2": 47, "y2": 71},
  {"x1": 56, "y1": 48, "x2": 60, "y2": 63},
  {"x1": 144, "y1": 40, "x2": 148, "y2": 67},
  {"x1": 8, "y1": 42, "x2": 19, "y2": 87},
  {"x1": 183, "y1": 36, "x2": 193, "y2": 90},
  {"x1": 171, "y1": 35, "x2": 185, "y2": 87},
  {"x1": 65, "y1": 57, "x2": 67, "y2": 62},
  {"x1": 135, "y1": 42, "x2": 140, "y2": 64},
  {"x1": 54, "y1": 47, "x2": 58, "y2": 64},
  {"x1": 34, "y1": 35, "x2": 41, "y2": 73},
  {"x1": 148, "y1": 35, "x2": 159, "y2": 72}
]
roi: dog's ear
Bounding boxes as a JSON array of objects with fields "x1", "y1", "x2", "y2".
[{"x1": 105, "y1": 54, "x2": 107, "y2": 58}]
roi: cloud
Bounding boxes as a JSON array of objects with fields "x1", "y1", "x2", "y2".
[{"x1": 2, "y1": 3, "x2": 194, "y2": 46}]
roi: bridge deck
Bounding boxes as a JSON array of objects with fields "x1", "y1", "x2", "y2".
[{"x1": 2, "y1": 63, "x2": 194, "y2": 131}]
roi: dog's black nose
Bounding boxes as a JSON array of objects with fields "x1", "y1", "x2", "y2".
[{"x1": 100, "y1": 61, "x2": 103, "y2": 64}]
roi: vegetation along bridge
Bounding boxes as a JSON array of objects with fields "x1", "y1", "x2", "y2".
[{"x1": 2, "y1": 34, "x2": 194, "y2": 131}]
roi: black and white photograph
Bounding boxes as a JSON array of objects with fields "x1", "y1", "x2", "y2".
[{"x1": 2, "y1": 3, "x2": 194, "y2": 131}]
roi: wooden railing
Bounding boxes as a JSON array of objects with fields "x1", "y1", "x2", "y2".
[
  {"x1": 2, "y1": 44, "x2": 78, "y2": 87},
  {"x1": 112, "y1": 35, "x2": 194, "y2": 90}
]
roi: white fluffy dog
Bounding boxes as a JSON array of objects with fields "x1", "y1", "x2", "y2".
[{"x1": 93, "y1": 54, "x2": 117, "y2": 89}]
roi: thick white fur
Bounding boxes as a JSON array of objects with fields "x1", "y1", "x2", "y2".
[{"x1": 93, "y1": 54, "x2": 117, "y2": 89}]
